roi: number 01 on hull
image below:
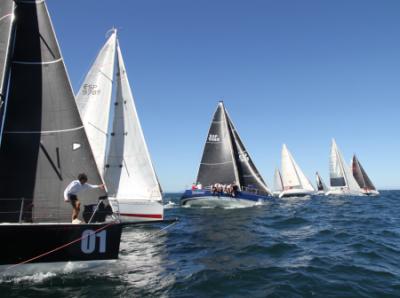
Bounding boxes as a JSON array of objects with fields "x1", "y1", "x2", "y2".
[{"x1": 0, "y1": 223, "x2": 122, "y2": 266}]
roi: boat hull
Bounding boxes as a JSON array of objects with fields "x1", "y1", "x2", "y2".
[
  {"x1": 361, "y1": 189, "x2": 380, "y2": 196},
  {"x1": 0, "y1": 222, "x2": 122, "y2": 266},
  {"x1": 181, "y1": 189, "x2": 270, "y2": 207},
  {"x1": 325, "y1": 187, "x2": 364, "y2": 196},
  {"x1": 109, "y1": 198, "x2": 164, "y2": 222},
  {"x1": 279, "y1": 189, "x2": 314, "y2": 198}
]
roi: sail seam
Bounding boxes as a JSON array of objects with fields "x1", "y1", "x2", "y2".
[
  {"x1": 4, "y1": 126, "x2": 84, "y2": 134},
  {"x1": 13, "y1": 57, "x2": 63, "y2": 65}
]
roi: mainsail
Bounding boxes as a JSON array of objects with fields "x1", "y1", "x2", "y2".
[
  {"x1": 196, "y1": 102, "x2": 271, "y2": 195},
  {"x1": 76, "y1": 30, "x2": 116, "y2": 178},
  {"x1": 316, "y1": 172, "x2": 327, "y2": 192},
  {"x1": 329, "y1": 139, "x2": 361, "y2": 192},
  {"x1": 352, "y1": 155, "x2": 376, "y2": 190},
  {"x1": 0, "y1": 0, "x2": 14, "y2": 134},
  {"x1": 273, "y1": 168, "x2": 283, "y2": 193},
  {"x1": 104, "y1": 41, "x2": 162, "y2": 201},
  {"x1": 197, "y1": 102, "x2": 238, "y2": 187},
  {"x1": 281, "y1": 144, "x2": 314, "y2": 191},
  {"x1": 0, "y1": 0, "x2": 106, "y2": 222}
]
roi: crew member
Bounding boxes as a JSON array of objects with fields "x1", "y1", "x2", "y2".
[{"x1": 64, "y1": 173, "x2": 104, "y2": 224}]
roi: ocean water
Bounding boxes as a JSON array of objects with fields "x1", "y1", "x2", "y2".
[{"x1": 1, "y1": 191, "x2": 400, "y2": 297}]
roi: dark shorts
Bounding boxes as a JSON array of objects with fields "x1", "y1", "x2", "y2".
[{"x1": 68, "y1": 194, "x2": 78, "y2": 207}]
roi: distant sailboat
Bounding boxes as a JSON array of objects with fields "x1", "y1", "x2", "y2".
[
  {"x1": 76, "y1": 30, "x2": 163, "y2": 221},
  {"x1": 279, "y1": 144, "x2": 315, "y2": 198},
  {"x1": 315, "y1": 172, "x2": 328, "y2": 194},
  {"x1": 351, "y1": 155, "x2": 379, "y2": 196},
  {"x1": 325, "y1": 139, "x2": 363, "y2": 196},
  {"x1": 181, "y1": 101, "x2": 272, "y2": 207},
  {"x1": 272, "y1": 168, "x2": 283, "y2": 196}
]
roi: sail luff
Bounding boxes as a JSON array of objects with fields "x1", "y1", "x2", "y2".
[
  {"x1": 76, "y1": 30, "x2": 117, "y2": 178},
  {"x1": 110, "y1": 41, "x2": 162, "y2": 201},
  {"x1": 0, "y1": 0, "x2": 15, "y2": 144},
  {"x1": 221, "y1": 103, "x2": 241, "y2": 188},
  {"x1": 281, "y1": 144, "x2": 301, "y2": 188}
]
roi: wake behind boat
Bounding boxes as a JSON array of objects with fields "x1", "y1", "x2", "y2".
[{"x1": 181, "y1": 102, "x2": 272, "y2": 207}]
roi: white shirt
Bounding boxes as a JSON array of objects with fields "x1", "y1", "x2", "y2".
[{"x1": 64, "y1": 180, "x2": 100, "y2": 201}]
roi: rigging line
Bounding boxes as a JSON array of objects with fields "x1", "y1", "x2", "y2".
[
  {"x1": 3, "y1": 125, "x2": 84, "y2": 134},
  {"x1": 138, "y1": 220, "x2": 178, "y2": 240},
  {"x1": 88, "y1": 122, "x2": 108, "y2": 135},
  {"x1": 99, "y1": 69, "x2": 113, "y2": 83},
  {"x1": 4, "y1": 222, "x2": 117, "y2": 271}
]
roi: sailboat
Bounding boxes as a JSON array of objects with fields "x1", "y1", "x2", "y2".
[
  {"x1": 315, "y1": 172, "x2": 328, "y2": 195},
  {"x1": 351, "y1": 155, "x2": 379, "y2": 196},
  {"x1": 325, "y1": 139, "x2": 363, "y2": 196},
  {"x1": 181, "y1": 101, "x2": 272, "y2": 207},
  {"x1": 0, "y1": 0, "x2": 122, "y2": 266},
  {"x1": 279, "y1": 144, "x2": 315, "y2": 198},
  {"x1": 76, "y1": 30, "x2": 163, "y2": 222},
  {"x1": 272, "y1": 168, "x2": 283, "y2": 196}
]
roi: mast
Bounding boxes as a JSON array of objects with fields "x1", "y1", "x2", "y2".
[
  {"x1": 221, "y1": 102, "x2": 240, "y2": 188},
  {"x1": 226, "y1": 108, "x2": 270, "y2": 194},
  {"x1": 0, "y1": 0, "x2": 106, "y2": 222},
  {"x1": 105, "y1": 40, "x2": 162, "y2": 200}
]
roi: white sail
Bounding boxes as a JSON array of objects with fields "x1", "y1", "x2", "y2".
[
  {"x1": 76, "y1": 31, "x2": 117, "y2": 177},
  {"x1": 328, "y1": 139, "x2": 362, "y2": 194},
  {"x1": 281, "y1": 144, "x2": 314, "y2": 191},
  {"x1": 109, "y1": 42, "x2": 162, "y2": 202},
  {"x1": 273, "y1": 168, "x2": 283, "y2": 194}
]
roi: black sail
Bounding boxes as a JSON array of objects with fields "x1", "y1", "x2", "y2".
[
  {"x1": 226, "y1": 112, "x2": 271, "y2": 195},
  {"x1": 0, "y1": 0, "x2": 14, "y2": 125},
  {"x1": 352, "y1": 155, "x2": 376, "y2": 190},
  {"x1": 196, "y1": 102, "x2": 238, "y2": 187},
  {"x1": 0, "y1": 0, "x2": 106, "y2": 222},
  {"x1": 316, "y1": 172, "x2": 325, "y2": 191}
]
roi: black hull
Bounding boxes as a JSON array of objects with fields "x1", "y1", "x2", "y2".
[{"x1": 0, "y1": 223, "x2": 122, "y2": 266}]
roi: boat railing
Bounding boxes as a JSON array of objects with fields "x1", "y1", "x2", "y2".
[{"x1": 0, "y1": 197, "x2": 118, "y2": 223}]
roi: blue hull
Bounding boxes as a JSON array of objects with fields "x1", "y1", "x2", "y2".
[{"x1": 181, "y1": 189, "x2": 271, "y2": 206}]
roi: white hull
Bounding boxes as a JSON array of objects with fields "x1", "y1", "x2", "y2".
[
  {"x1": 272, "y1": 191, "x2": 281, "y2": 197},
  {"x1": 182, "y1": 196, "x2": 261, "y2": 208},
  {"x1": 361, "y1": 189, "x2": 380, "y2": 196},
  {"x1": 325, "y1": 188, "x2": 364, "y2": 196},
  {"x1": 279, "y1": 189, "x2": 314, "y2": 198},
  {"x1": 109, "y1": 198, "x2": 164, "y2": 222}
]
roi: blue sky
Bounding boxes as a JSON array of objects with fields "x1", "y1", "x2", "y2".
[{"x1": 48, "y1": 0, "x2": 400, "y2": 191}]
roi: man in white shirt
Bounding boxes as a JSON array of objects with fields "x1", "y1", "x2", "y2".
[{"x1": 64, "y1": 173, "x2": 104, "y2": 224}]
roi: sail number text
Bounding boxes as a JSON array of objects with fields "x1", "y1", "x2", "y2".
[
  {"x1": 208, "y1": 134, "x2": 220, "y2": 142},
  {"x1": 81, "y1": 229, "x2": 107, "y2": 254},
  {"x1": 82, "y1": 84, "x2": 101, "y2": 95}
]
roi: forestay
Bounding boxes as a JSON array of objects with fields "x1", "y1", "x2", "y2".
[
  {"x1": 0, "y1": 0, "x2": 14, "y2": 136},
  {"x1": 76, "y1": 31, "x2": 116, "y2": 177}
]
